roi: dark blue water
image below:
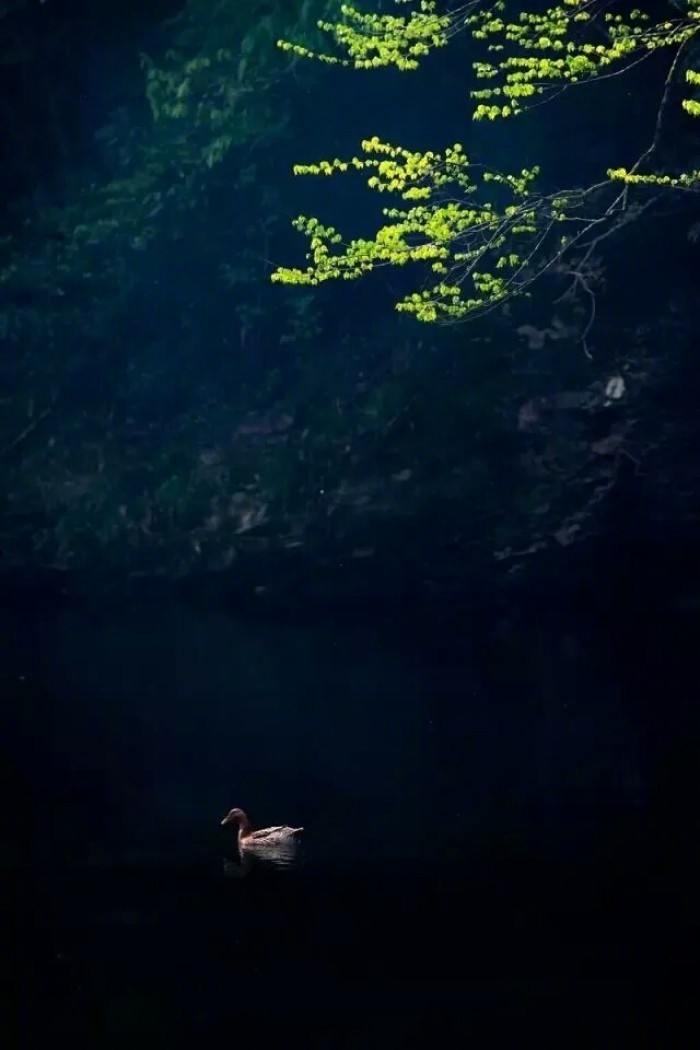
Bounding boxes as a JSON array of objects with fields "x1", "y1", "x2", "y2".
[{"x1": 1, "y1": 597, "x2": 687, "y2": 1039}]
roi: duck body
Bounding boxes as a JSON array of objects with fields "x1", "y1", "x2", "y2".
[{"x1": 220, "y1": 807, "x2": 303, "y2": 851}]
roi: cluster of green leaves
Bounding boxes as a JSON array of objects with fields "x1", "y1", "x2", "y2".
[
  {"x1": 273, "y1": 0, "x2": 700, "y2": 322},
  {"x1": 272, "y1": 136, "x2": 561, "y2": 322},
  {"x1": 468, "y1": 0, "x2": 699, "y2": 119},
  {"x1": 277, "y1": 0, "x2": 454, "y2": 70}
]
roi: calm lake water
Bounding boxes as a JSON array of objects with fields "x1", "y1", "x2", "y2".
[{"x1": 0, "y1": 594, "x2": 686, "y2": 1040}]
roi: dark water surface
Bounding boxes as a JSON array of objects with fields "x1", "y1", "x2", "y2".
[{"x1": 0, "y1": 595, "x2": 691, "y2": 1040}]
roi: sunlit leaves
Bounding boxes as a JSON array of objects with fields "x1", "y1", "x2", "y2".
[
  {"x1": 274, "y1": 0, "x2": 700, "y2": 323},
  {"x1": 272, "y1": 137, "x2": 552, "y2": 322},
  {"x1": 467, "y1": 0, "x2": 698, "y2": 118},
  {"x1": 277, "y1": 0, "x2": 453, "y2": 71}
]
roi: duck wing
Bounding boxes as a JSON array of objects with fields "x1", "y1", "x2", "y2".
[{"x1": 247, "y1": 825, "x2": 288, "y2": 842}]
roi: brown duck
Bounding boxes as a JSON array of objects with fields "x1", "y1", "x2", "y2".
[{"x1": 220, "y1": 807, "x2": 303, "y2": 851}]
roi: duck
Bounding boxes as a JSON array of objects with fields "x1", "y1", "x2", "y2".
[{"x1": 220, "y1": 807, "x2": 303, "y2": 851}]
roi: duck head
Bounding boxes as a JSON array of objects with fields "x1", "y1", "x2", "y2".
[{"x1": 220, "y1": 807, "x2": 247, "y2": 827}]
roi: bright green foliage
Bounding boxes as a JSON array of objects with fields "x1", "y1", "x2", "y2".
[
  {"x1": 274, "y1": 0, "x2": 700, "y2": 321},
  {"x1": 607, "y1": 166, "x2": 700, "y2": 187},
  {"x1": 468, "y1": 0, "x2": 699, "y2": 119},
  {"x1": 684, "y1": 64, "x2": 700, "y2": 116},
  {"x1": 272, "y1": 137, "x2": 555, "y2": 321},
  {"x1": 277, "y1": 0, "x2": 454, "y2": 70}
]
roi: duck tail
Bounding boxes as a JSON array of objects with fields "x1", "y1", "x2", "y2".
[{"x1": 292, "y1": 826, "x2": 304, "y2": 834}]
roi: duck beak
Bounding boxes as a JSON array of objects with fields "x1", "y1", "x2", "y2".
[{"x1": 220, "y1": 814, "x2": 232, "y2": 826}]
